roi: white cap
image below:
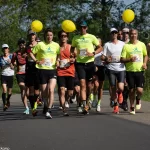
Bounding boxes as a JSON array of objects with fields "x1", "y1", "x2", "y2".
[
  {"x1": 110, "y1": 28, "x2": 118, "y2": 33},
  {"x1": 122, "y1": 28, "x2": 129, "y2": 32},
  {"x1": 2, "y1": 44, "x2": 9, "y2": 48}
]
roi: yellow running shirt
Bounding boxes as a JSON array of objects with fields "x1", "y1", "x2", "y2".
[
  {"x1": 72, "y1": 33, "x2": 99, "y2": 63},
  {"x1": 121, "y1": 41, "x2": 147, "y2": 72},
  {"x1": 32, "y1": 41, "x2": 60, "y2": 70}
]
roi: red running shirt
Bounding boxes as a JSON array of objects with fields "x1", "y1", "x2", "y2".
[{"x1": 57, "y1": 44, "x2": 75, "y2": 77}]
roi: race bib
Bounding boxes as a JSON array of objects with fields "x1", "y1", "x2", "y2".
[
  {"x1": 19, "y1": 64, "x2": 25, "y2": 72},
  {"x1": 133, "y1": 54, "x2": 142, "y2": 62},
  {"x1": 112, "y1": 55, "x2": 120, "y2": 62},
  {"x1": 79, "y1": 49, "x2": 87, "y2": 57},
  {"x1": 60, "y1": 59, "x2": 70, "y2": 68},
  {"x1": 42, "y1": 58, "x2": 52, "y2": 67}
]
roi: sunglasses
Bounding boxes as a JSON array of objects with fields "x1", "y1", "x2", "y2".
[
  {"x1": 81, "y1": 26, "x2": 87, "y2": 29},
  {"x1": 61, "y1": 35, "x2": 67, "y2": 38},
  {"x1": 123, "y1": 32, "x2": 129, "y2": 34},
  {"x1": 111, "y1": 31, "x2": 118, "y2": 34},
  {"x1": 2, "y1": 47, "x2": 8, "y2": 49}
]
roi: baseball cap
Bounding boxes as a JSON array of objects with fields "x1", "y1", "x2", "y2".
[
  {"x1": 80, "y1": 20, "x2": 87, "y2": 26},
  {"x1": 18, "y1": 38, "x2": 26, "y2": 45},
  {"x1": 110, "y1": 28, "x2": 118, "y2": 33},
  {"x1": 28, "y1": 30, "x2": 36, "y2": 35},
  {"x1": 122, "y1": 28, "x2": 129, "y2": 33},
  {"x1": 2, "y1": 44, "x2": 9, "y2": 48}
]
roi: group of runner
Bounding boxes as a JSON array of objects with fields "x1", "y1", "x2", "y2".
[{"x1": 0, "y1": 20, "x2": 148, "y2": 118}]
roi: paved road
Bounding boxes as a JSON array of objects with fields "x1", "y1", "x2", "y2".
[{"x1": 0, "y1": 92, "x2": 150, "y2": 150}]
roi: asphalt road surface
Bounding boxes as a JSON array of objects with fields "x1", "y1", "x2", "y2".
[{"x1": 0, "y1": 92, "x2": 150, "y2": 150}]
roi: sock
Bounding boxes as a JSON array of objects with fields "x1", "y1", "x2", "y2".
[
  {"x1": 7, "y1": 94, "x2": 12, "y2": 101},
  {"x1": 83, "y1": 100, "x2": 86, "y2": 107},
  {"x1": 97, "y1": 99, "x2": 101, "y2": 105},
  {"x1": 2, "y1": 93, "x2": 6, "y2": 105},
  {"x1": 123, "y1": 86, "x2": 129, "y2": 102},
  {"x1": 94, "y1": 94, "x2": 97, "y2": 100},
  {"x1": 28, "y1": 95, "x2": 34, "y2": 109},
  {"x1": 89, "y1": 93, "x2": 94, "y2": 102}
]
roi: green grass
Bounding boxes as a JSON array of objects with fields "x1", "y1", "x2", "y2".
[{"x1": 142, "y1": 90, "x2": 150, "y2": 102}]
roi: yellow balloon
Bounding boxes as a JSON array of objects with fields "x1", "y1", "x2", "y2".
[
  {"x1": 31, "y1": 20, "x2": 43, "y2": 32},
  {"x1": 61, "y1": 20, "x2": 76, "y2": 32},
  {"x1": 122, "y1": 9, "x2": 135, "y2": 23}
]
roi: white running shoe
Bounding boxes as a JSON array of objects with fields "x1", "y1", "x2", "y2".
[
  {"x1": 92, "y1": 100, "x2": 97, "y2": 108},
  {"x1": 45, "y1": 112, "x2": 52, "y2": 119},
  {"x1": 77, "y1": 107, "x2": 83, "y2": 113},
  {"x1": 65, "y1": 101, "x2": 69, "y2": 108},
  {"x1": 23, "y1": 108, "x2": 29, "y2": 115},
  {"x1": 71, "y1": 96, "x2": 76, "y2": 103},
  {"x1": 96, "y1": 105, "x2": 101, "y2": 112}
]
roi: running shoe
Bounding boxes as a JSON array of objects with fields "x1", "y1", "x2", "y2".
[
  {"x1": 136, "y1": 97, "x2": 141, "y2": 110},
  {"x1": 117, "y1": 92, "x2": 123, "y2": 104},
  {"x1": 3, "y1": 105, "x2": 8, "y2": 111},
  {"x1": 130, "y1": 107, "x2": 135, "y2": 115},
  {"x1": 59, "y1": 106, "x2": 63, "y2": 110},
  {"x1": 32, "y1": 108, "x2": 38, "y2": 116},
  {"x1": 96, "y1": 104, "x2": 101, "y2": 112},
  {"x1": 77, "y1": 107, "x2": 83, "y2": 113},
  {"x1": 92, "y1": 100, "x2": 97, "y2": 108},
  {"x1": 63, "y1": 111, "x2": 69, "y2": 116},
  {"x1": 23, "y1": 108, "x2": 29, "y2": 115},
  {"x1": 65, "y1": 101, "x2": 69, "y2": 108},
  {"x1": 6, "y1": 101, "x2": 10, "y2": 108},
  {"x1": 113, "y1": 105, "x2": 119, "y2": 114},
  {"x1": 45, "y1": 112, "x2": 52, "y2": 119},
  {"x1": 110, "y1": 100, "x2": 115, "y2": 108},
  {"x1": 82, "y1": 105, "x2": 89, "y2": 115},
  {"x1": 120, "y1": 101, "x2": 128, "y2": 111},
  {"x1": 37, "y1": 98, "x2": 43, "y2": 106}
]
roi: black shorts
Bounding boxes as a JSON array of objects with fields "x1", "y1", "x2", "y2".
[
  {"x1": 38, "y1": 69, "x2": 57, "y2": 84},
  {"x1": 25, "y1": 70, "x2": 40, "y2": 90},
  {"x1": 106, "y1": 69, "x2": 125, "y2": 86},
  {"x1": 1, "y1": 75, "x2": 13, "y2": 88},
  {"x1": 57, "y1": 76, "x2": 74, "y2": 90},
  {"x1": 76, "y1": 62, "x2": 95, "y2": 81},
  {"x1": 126, "y1": 71, "x2": 145, "y2": 89},
  {"x1": 94, "y1": 66, "x2": 105, "y2": 81},
  {"x1": 16, "y1": 74, "x2": 26, "y2": 84}
]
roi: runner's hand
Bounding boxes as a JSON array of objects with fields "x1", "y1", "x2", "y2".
[
  {"x1": 130, "y1": 56, "x2": 136, "y2": 62},
  {"x1": 142, "y1": 63, "x2": 147, "y2": 69}
]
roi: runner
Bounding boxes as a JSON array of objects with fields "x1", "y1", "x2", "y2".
[
  {"x1": 101, "y1": 28, "x2": 125, "y2": 114},
  {"x1": 32, "y1": 28, "x2": 60, "y2": 119},
  {"x1": 57, "y1": 30, "x2": 75, "y2": 116},
  {"x1": 120, "y1": 27, "x2": 130, "y2": 111},
  {"x1": 118, "y1": 30, "x2": 123, "y2": 41},
  {"x1": 71, "y1": 20, "x2": 103, "y2": 114},
  {"x1": 11, "y1": 38, "x2": 29, "y2": 114},
  {"x1": 25, "y1": 29, "x2": 40, "y2": 116},
  {"x1": 92, "y1": 38, "x2": 105, "y2": 112},
  {"x1": 120, "y1": 29, "x2": 148, "y2": 115},
  {"x1": 0, "y1": 44, "x2": 14, "y2": 111}
]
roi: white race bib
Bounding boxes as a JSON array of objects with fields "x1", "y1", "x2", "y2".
[
  {"x1": 42, "y1": 58, "x2": 52, "y2": 67},
  {"x1": 133, "y1": 54, "x2": 142, "y2": 62},
  {"x1": 112, "y1": 55, "x2": 120, "y2": 62},
  {"x1": 19, "y1": 64, "x2": 25, "y2": 72},
  {"x1": 79, "y1": 49, "x2": 87, "y2": 57},
  {"x1": 60, "y1": 59, "x2": 70, "y2": 68}
]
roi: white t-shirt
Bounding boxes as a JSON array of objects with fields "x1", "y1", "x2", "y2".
[
  {"x1": 0, "y1": 54, "x2": 14, "y2": 76},
  {"x1": 94, "y1": 52, "x2": 104, "y2": 66},
  {"x1": 103, "y1": 40, "x2": 125, "y2": 71}
]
